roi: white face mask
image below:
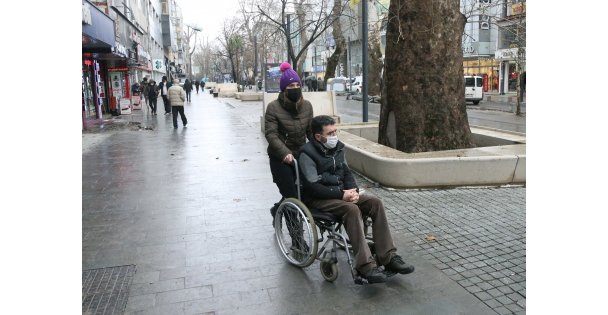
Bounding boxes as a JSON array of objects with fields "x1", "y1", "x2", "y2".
[{"x1": 323, "y1": 135, "x2": 338, "y2": 149}]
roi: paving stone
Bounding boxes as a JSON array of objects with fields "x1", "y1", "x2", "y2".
[
  {"x1": 494, "y1": 306, "x2": 512, "y2": 315},
  {"x1": 487, "y1": 288, "x2": 503, "y2": 298},
  {"x1": 475, "y1": 291, "x2": 495, "y2": 302},
  {"x1": 497, "y1": 295, "x2": 513, "y2": 305}
]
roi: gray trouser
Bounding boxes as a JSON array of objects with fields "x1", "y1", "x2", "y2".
[{"x1": 307, "y1": 194, "x2": 396, "y2": 273}]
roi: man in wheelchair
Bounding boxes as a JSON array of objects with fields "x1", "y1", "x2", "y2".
[{"x1": 298, "y1": 115, "x2": 415, "y2": 283}]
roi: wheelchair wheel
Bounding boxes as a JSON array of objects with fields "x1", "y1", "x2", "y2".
[
  {"x1": 274, "y1": 198, "x2": 318, "y2": 268},
  {"x1": 320, "y1": 261, "x2": 339, "y2": 282}
]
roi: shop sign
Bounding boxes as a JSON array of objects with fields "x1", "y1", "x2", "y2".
[
  {"x1": 479, "y1": 15, "x2": 490, "y2": 30},
  {"x1": 153, "y1": 59, "x2": 164, "y2": 70},
  {"x1": 511, "y1": 0, "x2": 526, "y2": 15},
  {"x1": 82, "y1": 3, "x2": 92, "y2": 25},
  {"x1": 463, "y1": 45, "x2": 475, "y2": 55},
  {"x1": 495, "y1": 48, "x2": 519, "y2": 60},
  {"x1": 113, "y1": 42, "x2": 128, "y2": 58},
  {"x1": 137, "y1": 46, "x2": 150, "y2": 61}
]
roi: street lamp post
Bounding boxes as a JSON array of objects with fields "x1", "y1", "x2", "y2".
[
  {"x1": 361, "y1": 0, "x2": 369, "y2": 122},
  {"x1": 313, "y1": 45, "x2": 317, "y2": 82},
  {"x1": 185, "y1": 24, "x2": 202, "y2": 79}
]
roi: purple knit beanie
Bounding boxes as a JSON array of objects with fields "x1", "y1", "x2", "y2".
[{"x1": 279, "y1": 62, "x2": 301, "y2": 91}]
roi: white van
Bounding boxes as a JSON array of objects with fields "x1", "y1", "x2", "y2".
[
  {"x1": 349, "y1": 76, "x2": 362, "y2": 93},
  {"x1": 464, "y1": 75, "x2": 483, "y2": 105}
]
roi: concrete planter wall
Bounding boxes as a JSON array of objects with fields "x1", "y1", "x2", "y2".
[{"x1": 339, "y1": 124, "x2": 525, "y2": 188}]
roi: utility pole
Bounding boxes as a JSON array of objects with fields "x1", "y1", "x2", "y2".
[
  {"x1": 347, "y1": 36, "x2": 351, "y2": 83},
  {"x1": 253, "y1": 35, "x2": 258, "y2": 80},
  {"x1": 286, "y1": 14, "x2": 291, "y2": 63},
  {"x1": 361, "y1": 0, "x2": 369, "y2": 122},
  {"x1": 314, "y1": 45, "x2": 317, "y2": 82}
]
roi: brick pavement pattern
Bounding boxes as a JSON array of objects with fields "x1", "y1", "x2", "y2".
[
  {"x1": 353, "y1": 174, "x2": 526, "y2": 315},
  {"x1": 83, "y1": 92, "x2": 524, "y2": 314}
]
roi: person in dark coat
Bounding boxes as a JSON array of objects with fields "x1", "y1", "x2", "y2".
[
  {"x1": 184, "y1": 79, "x2": 193, "y2": 102},
  {"x1": 264, "y1": 62, "x2": 314, "y2": 222},
  {"x1": 158, "y1": 76, "x2": 172, "y2": 115},
  {"x1": 147, "y1": 80, "x2": 159, "y2": 115},
  {"x1": 141, "y1": 77, "x2": 149, "y2": 106},
  {"x1": 299, "y1": 115, "x2": 415, "y2": 283},
  {"x1": 311, "y1": 77, "x2": 318, "y2": 91},
  {"x1": 195, "y1": 80, "x2": 200, "y2": 94}
]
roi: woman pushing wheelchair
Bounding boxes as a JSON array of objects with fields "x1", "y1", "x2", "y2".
[{"x1": 264, "y1": 62, "x2": 314, "y2": 220}]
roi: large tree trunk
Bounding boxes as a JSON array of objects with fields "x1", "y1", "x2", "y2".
[
  {"x1": 379, "y1": 0, "x2": 474, "y2": 153},
  {"x1": 324, "y1": 0, "x2": 346, "y2": 84}
]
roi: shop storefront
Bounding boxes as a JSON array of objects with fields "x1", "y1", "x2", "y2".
[
  {"x1": 109, "y1": 7, "x2": 148, "y2": 116},
  {"x1": 495, "y1": 48, "x2": 526, "y2": 95},
  {"x1": 82, "y1": 0, "x2": 115, "y2": 129},
  {"x1": 463, "y1": 58, "x2": 500, "y2": 92}
]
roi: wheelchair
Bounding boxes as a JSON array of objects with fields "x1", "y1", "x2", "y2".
[{"x1": 273, "y1": 159, "x2": 394, "y2": 284}]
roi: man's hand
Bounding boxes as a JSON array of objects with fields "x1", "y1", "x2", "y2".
[
  {"x1": 342, "y1": 189, "x2": 359, "y2": 203},
  {"x1": 283, "y1": 153, "x2": 294, "y2": 165}
]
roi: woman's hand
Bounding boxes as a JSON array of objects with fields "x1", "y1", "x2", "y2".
[{"x1": 283, "y1": 153, "x2": 294, "y2": 165}]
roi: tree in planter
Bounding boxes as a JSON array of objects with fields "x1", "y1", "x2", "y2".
[
  {"x1": 218, "y1": 18, "x2": 245, "y2": 84},
  {"x1": 379, "y1": 0, "x2": 474, "y2": 153},
  {"x1": 367, "y1": 21, "x2": 384, "y2": 96},
  {"x1": 323, "y1": 0, "x2": 346, "y2": 86},
  {"x1": 256, "y1": 0, "x2": 350, "y2": 77}
]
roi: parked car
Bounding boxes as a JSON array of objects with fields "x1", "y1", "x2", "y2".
[
  {"x1": 464, "y1": 75, "x2": 483, "y2": 105},
  {"x1": 348, "y1": 76, "x2": 362, "y2": 93}
]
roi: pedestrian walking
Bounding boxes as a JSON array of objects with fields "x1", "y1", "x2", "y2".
[
  {"x1": 158, "y1": 76, "x2": 172, "y2": 115},
  {"x1": 195, "y1": 80, "x2": 200, "y2": 94},
  {"x1": 311, "y1": 76, "x2": 318, "y2": 91},
  {"x1": 131, "y1": 81, "x2": 141, "y2": 95},
  {"x1": 147, "y1": 80, "x2": 159, "y2": 115},
  {"x1": 168, "y1": 79, "x2": 187, "y2": 129},
  {"x1": 184, "y1": 79, "x2": 193, "y2": 102},
  {"x1": 141, "y1": 77, "x2": 149, "y2": 106},
  {"x1": 200, "y1": 80, "x2": 205, "y2": 90},
  {"x1": 298, "y1": 115, "x2": 415, "y2": 283},
  {"x1": 264, "y1": 62, "x2": 314, "y2": 223}
]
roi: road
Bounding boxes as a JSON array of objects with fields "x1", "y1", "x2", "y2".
[{"x1": 335, "y1": 96, "x2": 526, "y2": 133}]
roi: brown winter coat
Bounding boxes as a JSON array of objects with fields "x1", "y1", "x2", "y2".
[
  {"x1": 168, "y1": 84, "x2": 186, "y2": 106},
  {"x1": 264, "y1": 91, "x2": 314, "y2": 160}
]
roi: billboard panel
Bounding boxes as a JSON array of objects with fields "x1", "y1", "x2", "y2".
[{"x1": 264, "y1": 63, "x2": 282, "y2": 93}]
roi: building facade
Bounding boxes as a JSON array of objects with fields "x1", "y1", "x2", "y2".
[
  {"x1": 495, "y1": 0, "x2": 526, "y2": 95},
  {"x1": 460, "y1": 0, "x2": 501, "y2": 92},
  {"x1": 82, "y1": 0, "x2": 186, "y2": 129}
]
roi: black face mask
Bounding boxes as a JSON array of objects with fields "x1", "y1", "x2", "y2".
[{"x1": 286, "y1": 88, "x2": 301, "y2": 102}]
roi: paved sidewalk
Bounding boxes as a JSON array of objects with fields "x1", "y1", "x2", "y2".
[{"x1": 83, "y1": 91, "x2": 525, "y2": 314}]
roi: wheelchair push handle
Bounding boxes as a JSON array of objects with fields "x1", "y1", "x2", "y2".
[{"x1": 292, "y1": 158, "x2": 301, "y2": 201}]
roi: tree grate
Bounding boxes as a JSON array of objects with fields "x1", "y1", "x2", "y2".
[{"x1": 82, "y1": 265, "x2": 136, "y2": 315}]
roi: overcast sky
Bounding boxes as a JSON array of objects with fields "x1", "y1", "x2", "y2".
[{"x1": 177, "y1": 0, "x2": 242, "y2": 43}]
